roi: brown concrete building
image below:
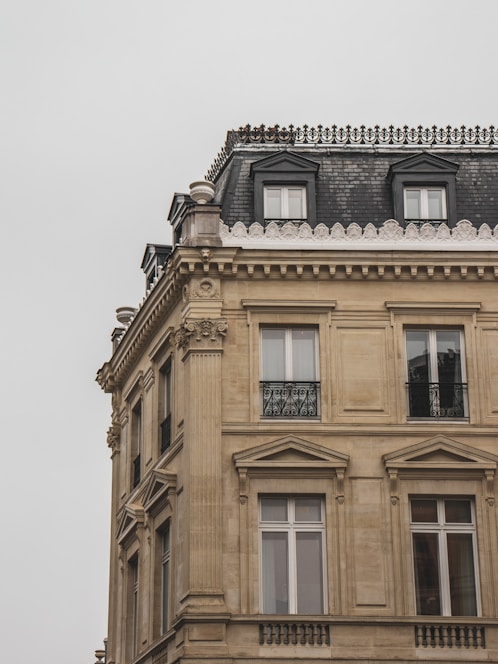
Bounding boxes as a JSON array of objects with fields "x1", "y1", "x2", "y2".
[{"x1": 97, "y1": 125, "x2": 498, "y2": 664}]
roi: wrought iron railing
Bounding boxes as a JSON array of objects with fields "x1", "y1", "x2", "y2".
[
  {"x1": 261, "y1": 381, "x2": 320, "y2": 417},
  {"x1": 206, "y1": 124, "x2": 498, "y2": 181},
  {"x1": 415, "y1": 624, "x2": 485, "y2": 648},
  {"x1": 405, "y1": 218, "x2": 447, "y2": 229},
  {"x1": 260, "y1": 622, "x2": 330, "y2": 646},
  {"x1": 133, "y1": 454, "x2": 141, "y2": 488},
  {"x1": 264, "y1": 218, "x2": 307, "y2": 229},
  {"x1": 407, "y1": 382, "x2": 467, "y2": 418},
  {"x1": 160, "y1": 415, "x2": 171, "y2": 453}
]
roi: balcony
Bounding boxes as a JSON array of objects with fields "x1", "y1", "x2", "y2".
[
  {"x1": 407, "y1": 382, "x2": 467, "y2": 419},
  {"x1": 261, "y1": 381, "x2": 320, "y2": 417}
]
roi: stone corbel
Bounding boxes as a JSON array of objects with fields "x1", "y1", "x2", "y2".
[
  {"x1": 388, "y1": 469, "x2": 399, "y2": 505},
  {"x1": 336, "y1": 469, "x2": 345, "y2": 504},
  {"x1": 485, "y1": 469, "x2": 495, "y2": 507},
  {"x1": 238, "y1": 468, "x2": 249, "y2": 505}
]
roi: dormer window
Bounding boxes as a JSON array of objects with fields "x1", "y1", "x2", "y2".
[
  {"x1": 251, "y1": 151, "x2": 319, "y2": 227},
  {"x1": 404, "y1": 186, "x2": 447, "y2": 225},
  {"x1": 264, "y1": 185, "x2": 307, "y2": 222},
  {"x1": 388, "y1": 152, "x2": 459, "y2": 228}
]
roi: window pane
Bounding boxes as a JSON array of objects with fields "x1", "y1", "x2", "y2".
[
  {"x1": 296, "y1": 532, "x2": 324, "y2": 614},
  {"x1": 427, "y1": 189, "x2": 444, "y2": 219},
  {"x1": 261, "y1": 329, "x2": 285, "y2": 380},
  {"x1": 287, "y1": 188, "x2": 304, "y2": 219},
  {"x1": 292, "y1": 329, "x2": 316, "y2": 380},
  {"x1": 261, "y1": 497, "x2": 288, "y2": 522},
  {"x1": 445, "y1": 500, "x2": 472, "y2": 524},
  {"x1": 413, "y1": 532, "x2": 441, "y2": 615},
  {"x1": 406, "y1": 330, "x2": 431, "y2": 417},
  {"x1": 262, "y1": 532, "x2": 289, "y2": 613},
  {"x1": 436, "y1": 331, "x2": 462, "y2": 383},
  {"x1": 405, "y1": 190, "x2": 421, "y2": 218},
  {"x1": 295, "y1": 498, "x2": 322, "y2": 522},
  {"x1": 447, "y1": 533, "x2": 477, "y2": 616},
  {"x1": 411, "y1": 499, "x2": 438, "y2": 523},
  {"x1": 265, "y1": 188, "x2": 281, "y2": 218},
  {"x1": 162, "y1": 559, "x2": 169, "y2": 631}
]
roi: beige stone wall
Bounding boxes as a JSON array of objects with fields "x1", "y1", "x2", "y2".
[{"x1": 101, "y1": 245, "x2": 498, "y2": 664}]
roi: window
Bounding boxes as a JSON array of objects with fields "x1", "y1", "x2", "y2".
[
  {"x1": 264, "y1": 186, "x2": 306, "y2": 221},
  {"x1": 411, "y1": 497, "x2": 479, "y2": 616},
  {"x1": 260, "y1": 496, "x2": 326, "y2": 614},
  {"x1": 406, "y1": 329, "x2": 467, "y2": 418},
  {"x1": 128, "y1": 557, "x2": 139, "y2": 657},
  {"x1": 161, "y1": 525, "x2": 171, "y2": 634},
  {"x1": 387, "y1": 152, "x2": 458, "y2": 227},
  {"x1": 160, "y1": 359, "x2": 172, "y2": 453},
  {"x1": 250, "y1": 151, "x2": 319, "y2": 226},
  {"x1": 131, "y1": 400, "x2": 142, "y2": 487},
  {"x1": 404, "y1": 186, "x2": 447, "y2": 224},
  {"x1": 260, "y1": 327, "x2": 319, "y2": 417}
]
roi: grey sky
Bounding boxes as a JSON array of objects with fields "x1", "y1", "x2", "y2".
[{"x1": 1, "y1": 1, "x2": 496, "y2": 663}]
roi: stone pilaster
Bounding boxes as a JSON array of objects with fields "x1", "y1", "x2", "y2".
[{"x1": 176, "y1": 314, "x2": 227, "y2": 613}]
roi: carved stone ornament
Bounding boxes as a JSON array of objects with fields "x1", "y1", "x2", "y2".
[
  {"x1": 183, "y1": 277, "x2": 220, "y2": 302},
  {"x1": 175, "y1": 318, "x2": 227, "y2": 350},
  {"x1": 107, "y1": 425, "x2": 120, "y2": 451}
]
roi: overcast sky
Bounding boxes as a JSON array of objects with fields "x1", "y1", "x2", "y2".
[{"x1": 1, "y1": 1, "x2": 497, "y2": 663}]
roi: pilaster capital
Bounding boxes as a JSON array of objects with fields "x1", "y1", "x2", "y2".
[{"x1": 175, "y1": 317, "x2": 228, "y2": 353}]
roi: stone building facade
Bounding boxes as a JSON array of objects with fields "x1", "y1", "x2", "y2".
[{"x1": 97, "y1": 125, "x2": 498, "y2": 664}]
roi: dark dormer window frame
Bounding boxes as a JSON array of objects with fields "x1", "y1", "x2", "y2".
[
  {"x1": 250, "y1": 151, "x2": 320, "y2": 227},
  {"x1": 387, "y1": 152, "x2": 459, "y2": 227}
]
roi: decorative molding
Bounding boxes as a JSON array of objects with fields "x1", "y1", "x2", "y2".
[
  {"x1": 174, "y1": 318, "x2": 228, "y2": 350},
  {"x1": 220, "y1": 219, "x2": 498, "y2": 250},
  {"x1": 207, "y1": 124, "x2": 498, "y2": 181},
  {"x1": 183, "y1": 277, "x2": 220, "y2": 301}
]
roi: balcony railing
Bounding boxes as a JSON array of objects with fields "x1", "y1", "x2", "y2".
[
  {"x1": 415, "y1": 624, "x2": 485, "y2": 648},
  {"x1": 407, "y1": 382, "x2": 467, "y2": 418},
  {"x1": 133, "y1": 454, "x2": 141, "y2": 488},
  {"x1": 264, "y1": 218, "x2": 307, "y2": 229},
  {"x1": 261, "y1": 381, "x2": 320, "y2": 417},
  {"x1": 260, "y1": 622, "x2": 330, "y2": 646},
  {"x1": 404, "y1": 218, "x2": 447, "y2": 229},
  {"x1": 160, "y1": 415, "x2": 171, "y2": 453}
]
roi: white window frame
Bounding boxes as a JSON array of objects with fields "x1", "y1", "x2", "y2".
[
  {"x1": 260, "y1": 327, "x2": 319, "y2": 382},
  {"x1": 259, "y1": 496, "x2": 327, "y2": 615},
  {"x1": 405, "y1": 328, "x2": 468, "y2": 418},
  {"x1": 403, "y1": 186, "x2": 447, "y2": 221},
  {"x1": 264, "y1": 185, "x2": 307, "y2": 220},
  {"x1": 410, "y1": 497, "x2": 480, "y2": 616}
]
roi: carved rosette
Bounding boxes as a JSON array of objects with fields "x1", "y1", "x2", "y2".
[{"x1": 175, "y1": 318, "x2": 228, "y2": 351}]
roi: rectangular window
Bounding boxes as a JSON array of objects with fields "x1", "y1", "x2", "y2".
[
  {"x1": 132, "y1": 400, "x2": 142, "y2": 487},
  {"x1": 161, "y1": 525, "x2": 171, "y2": 633},
  {"x1": 260, "y1": 496, "x2": 325, "y2": 614},
  {"x1": 260, "y1": 327, "x2": 319, "y2": 417},
  {"x1": 406, "y1": 329, "x2": 467, "y2": 418},
  {"x1": 128, "y1": 557, "x2": 139, "y2": 657},
  {"x1": 160, "y1": 359, "x2": 172, "y2": 453},
  {"x1": 404, "y1": 186, "x2": 446, "y2": 223},
  {"x1": 411, "y1": 498, "x2": 479, "y2": 616},
  {"x1": 264, "y1": 186, "x2": 306, "y2": 221}
]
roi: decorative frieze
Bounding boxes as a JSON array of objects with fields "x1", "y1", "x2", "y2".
[{"x1": 220, "y1": 218, "x2": 498, "y2": 250}]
